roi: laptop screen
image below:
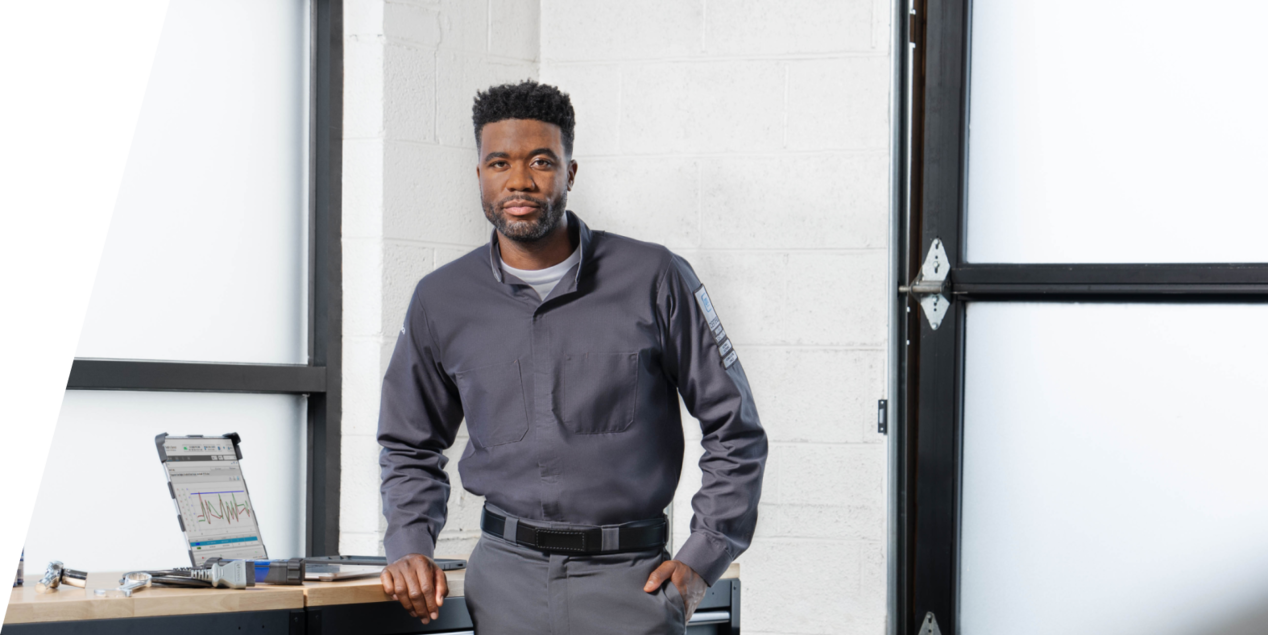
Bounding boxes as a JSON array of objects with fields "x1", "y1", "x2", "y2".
[{"x1": 160, "y1": 436, "x2": 268, "y2": 565}]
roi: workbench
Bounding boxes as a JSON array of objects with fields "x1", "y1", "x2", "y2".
[{"x1": 4, "y1": 562, "x2": 740, "y2": 634}]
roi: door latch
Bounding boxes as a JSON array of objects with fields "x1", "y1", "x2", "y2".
[{"x1": 900, "y1": 238, "x2": 951, "y2": 330}]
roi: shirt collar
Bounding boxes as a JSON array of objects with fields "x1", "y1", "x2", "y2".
[{"x1": 488, "y1": 210, "x2": 591, "y2": 286}]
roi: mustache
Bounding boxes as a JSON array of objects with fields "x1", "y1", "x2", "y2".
[{"x1": 496, "y1": 195, "x2": 549, "y2": 210}]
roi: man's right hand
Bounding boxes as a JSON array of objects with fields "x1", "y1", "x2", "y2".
[{"x1": 380, "y1": 553, "x2": 449, "y2": 623}]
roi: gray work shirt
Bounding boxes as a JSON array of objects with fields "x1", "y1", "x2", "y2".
[{"x1": 377, "y1": 211, "x2": 767, "y2": 585}]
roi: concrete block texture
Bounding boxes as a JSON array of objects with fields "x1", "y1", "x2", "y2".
[
  {"x1": 382, "y1": 141, "x2": 489, "y2": 244},
  {"x1": 538, "y1": 64, "x2": 621, "y2": 156},
  {"x1": 681, "y1": 249, "x2": 887, "y2": 347},
  {"x1": 742, "y1": 348, "x2": 885, "y2": 444},
  {"x1": 489, "y1": 0, "x2": 540, "y2": 61},
  {"x1": 541, "y1": 0, "x2": 704, "y2": 62},
  {"x1": 345, "y1": 38, "x2": 385, "y2": 139},
  {"x1": 700, "y1": 152, "x2": 890, "y2": 249},
  {"x1": 380, "y1": 241, "x2": 436, "y2": 337},
  {"x1": 342, "y1": 238, "x2": 385, "y2": 337},
  {"x1": 567, "y1": 157, "x2": 701, "y2": 249},
  {"x1": 436, "y1": 50, "x2": 537, "y2": 148},
  {"x1": 776, "y1": 504, "x2": 886, "y2": 542},
  {"x1": 342, "y1": 140, "x2": 385, "y2": 238},
  {"x1": 737, "y1": 538, "x2": 872, "y2": 634},
  {"x1": 784, "y1": 250, "x2": 888, "y2": 347},
  {"x1": 787, "y1": 57, "x2": 891, "y2": 151},
  {"x1": 341, "y1": 434, "x2": 386, "y2": 534},
  {"x1": 621, "y1": 61, "x2": 785, "y2": 155},
  {"x1": 345, "y1": 0, "x2": 385, "y2": 37},
  {"x1": 436, "y1": 0, "x2": 489, "y2": 54},
  {"x1": 780, "y1": 443, "x2": 885, "y2": 508},
  {"x1": 383, "y1": 43, "x2": 437, "y2": 143},
  {"x1": 384, "y1": 1, "x2": 442, "y2": 47},
  {"x1": 340, "y1": 532, "x2": 385, "y2": 557},
  {"x1": 705, "y1": 0, "x2": 876, "y2": 55},
  {"x1": 343, "y1": 336, "x2": 388, "y2": 437}
]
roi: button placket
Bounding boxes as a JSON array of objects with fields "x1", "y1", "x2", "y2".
[{"x1": 531, "y1": 309, "x2": 562, "y2": 519}]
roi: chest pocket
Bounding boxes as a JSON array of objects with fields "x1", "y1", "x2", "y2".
[
  {"x1": 454, "y1": 360, "x2": 530, "y2": 448},
  {"x1": 560, "y1": 352, "x2": 640, "y2": 434}
]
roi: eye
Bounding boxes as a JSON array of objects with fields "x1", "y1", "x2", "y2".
[
  {"x1": 532, "y1": 158, "x2": 554, "y2": 168},
  {"x1": 489, "y1": 160, "x2": 508, "y2": 168}
]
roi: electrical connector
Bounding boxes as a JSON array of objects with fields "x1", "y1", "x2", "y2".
[{"x1": 188, "y1": 560, "x2": 255, "y2": 589}]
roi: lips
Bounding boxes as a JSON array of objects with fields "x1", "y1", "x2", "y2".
[{"x1": 500, "y1": 199, "x2": 541, "y2": 217}]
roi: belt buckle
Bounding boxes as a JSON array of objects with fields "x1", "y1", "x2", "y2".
[{"x1": 531, "y1": 527, "x2": 588, "y2": 553}]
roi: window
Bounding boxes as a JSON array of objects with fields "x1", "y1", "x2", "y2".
[
  {"x1": 894, "y1": 1, "x2": 1268, "y2": 633},
  {"x1": 25, "y1": 0, "x2": 343, "y2": 572}
]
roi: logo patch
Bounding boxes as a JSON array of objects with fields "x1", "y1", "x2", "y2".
[{"x1": 695, "y1": 285, "x2": 738, "y2": 369}]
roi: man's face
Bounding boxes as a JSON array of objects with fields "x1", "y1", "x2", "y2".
[{"x1": 477, "y1": 118, "x2": 577, "y2": 243}]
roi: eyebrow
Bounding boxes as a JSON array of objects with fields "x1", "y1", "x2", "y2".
[{"x1": 482, "y1": 148, "x2": 561, "y2": 163}]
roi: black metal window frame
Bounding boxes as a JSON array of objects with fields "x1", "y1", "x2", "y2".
[
  {"x1": 65, "y1": 0, "x2": 343, "y2": 557},
  {"x1": 891, "y1": 1, "x2": 1268, "y2": 634}
]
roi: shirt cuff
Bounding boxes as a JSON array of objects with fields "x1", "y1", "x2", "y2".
[
  {"x1": 384, "y1": 526, "x2": 436, "y2": 563},
  {"x1": 673, "y1": 532, "x2": 733, "y2": 587}
]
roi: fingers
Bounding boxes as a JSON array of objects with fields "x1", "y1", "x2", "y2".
[
  {"x1": 383, "y1": 555, "x2": 446, "y2": 623},
  {"x1": 643, "y1": 560, "x2": 676, "y2": 592},
  {"x1": 433, "y1": 567, "x2": 449, "y2": 607},
  {"x1": 387, "y1": 566, "x2": 416, "y2": 617},
  {"x1": 409, "y1": 558, "x2": 439, "y2": 621},
  {"x1": 379, "y1": 569, "x2": 394, "y2": 598}
]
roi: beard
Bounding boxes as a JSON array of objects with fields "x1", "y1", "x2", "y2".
[{"x1": 482, "y1": 191, "x2": 568, "y2": 243}]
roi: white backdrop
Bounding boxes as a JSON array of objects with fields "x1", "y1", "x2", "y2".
[
  {"x1": 75, "y1": 0, "x2": 309, "y2": 364},
  {"x1": 966, "y1": 0, "x2": 1268, "y2": 264},
  {"x1": 21, "y1": 0, "x2": 311, "y2": 577},
  {"x1": 962, "y1": 304, "x2": 1268, "y2": 634}
]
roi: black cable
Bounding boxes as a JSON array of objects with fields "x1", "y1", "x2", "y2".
[
  {"x1": 149, "y1": 576, "x2": 212, "y2": 588},
  {"x1": 131, "y1": 566, "x2": 214, "y2": 588}
]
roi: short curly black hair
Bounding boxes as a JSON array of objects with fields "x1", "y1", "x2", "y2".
[{"x1": 472, "y1": 79, "x2": 576, "y2": 156}]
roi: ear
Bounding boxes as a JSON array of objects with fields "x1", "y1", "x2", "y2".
[{"x1": 567, "y1": 160, "x2": 578, "y2": 191}]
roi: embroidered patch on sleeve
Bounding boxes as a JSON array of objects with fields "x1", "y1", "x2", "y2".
[{"x1": 695, "y1": 285, "x2": 739, "y2": 368}]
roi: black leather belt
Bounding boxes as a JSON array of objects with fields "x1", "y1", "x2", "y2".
[{"x1": 480, "y1": 507, "x2": 667, "y2": 555}]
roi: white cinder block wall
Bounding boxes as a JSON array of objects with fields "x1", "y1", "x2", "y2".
[
  {"x1": 539, "y1": 2, "x2": 892, "y2": 633},
  {"x1": 341, "y1": 0, "x2": 539, "y2": 558},
  {"x1": 343, "y1": 2, "x2": 892, "y2": 633}
]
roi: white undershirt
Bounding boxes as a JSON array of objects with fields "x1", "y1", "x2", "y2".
[{"x1": 501, "y1": 245, "x2": 581, "y2": 301}]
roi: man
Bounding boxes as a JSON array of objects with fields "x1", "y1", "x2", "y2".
[{"x1": 377, "y1": 79, "x2": 767, "y2": 634}]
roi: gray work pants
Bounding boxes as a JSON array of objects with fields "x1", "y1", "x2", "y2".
[{"x1": 464, "y1": 530, "x2": 686, "y2": 635}]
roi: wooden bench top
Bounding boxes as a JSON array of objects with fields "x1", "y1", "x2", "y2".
[{"x1": 5, "y1": 560, "x2": 738, "y2": 623}]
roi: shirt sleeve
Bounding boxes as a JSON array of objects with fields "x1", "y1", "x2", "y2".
[
  {"x1": 377, "y1": 283, "x2": 465, "y2": 562},
  {"x1": 657, "y1": 253, "x2": 769, "y2": 586}
]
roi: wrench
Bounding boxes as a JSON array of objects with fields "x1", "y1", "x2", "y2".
[{"x1": 116, "y1": 572, "x2": 152, "y2": 597}]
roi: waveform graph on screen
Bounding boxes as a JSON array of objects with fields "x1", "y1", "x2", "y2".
[{"x1": 187, "y1": 489, "x2": 254, "y2": 529}]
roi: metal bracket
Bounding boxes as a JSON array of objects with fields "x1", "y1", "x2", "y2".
[
  {"x1": 917, "y1": 611, "x2": 942, "y2": 635},
  {"x1": 900, "y1": 238, "x2": 951, "y2": 330}
]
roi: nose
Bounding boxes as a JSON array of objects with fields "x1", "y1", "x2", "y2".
[{"x1": 507, "y1": 163, "x2": 536, "y2": 192}]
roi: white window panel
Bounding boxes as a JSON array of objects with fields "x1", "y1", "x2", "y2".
[
  {"x1": 75, "y1": 0, "x2": 308, "y2": 364},
  {"x1": 961, "y1": 303, "x2": 1268, "y2": 635},
  {"x1": 24, "y1": 391, "x2": 306, "y2": 573},
  {"x1": 965, "y1": 0, "x2": 1268, "y2": 263}
]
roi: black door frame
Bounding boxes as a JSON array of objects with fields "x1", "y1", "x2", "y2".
[
  {"x1": 892, "y1": 1, "x2": 1268, "y2": 633},
  {"x1": 65, "y1": 0, "x2": 343, "y2": 557}
]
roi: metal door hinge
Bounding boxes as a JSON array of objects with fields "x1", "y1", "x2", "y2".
[
  {"x1": 877, "y1": 399, "x2": 888, "y2": 435},
  {"x1": 918, "y1": 612, "x2": 942, "y2": 635},
  {"x1": 900, "y1": 238, "x2": 951, "y2": 330}
]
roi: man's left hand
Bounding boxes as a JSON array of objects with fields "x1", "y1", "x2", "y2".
[{"x1": 643, "y1": 560, "x2": 707, "y2": 620}]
